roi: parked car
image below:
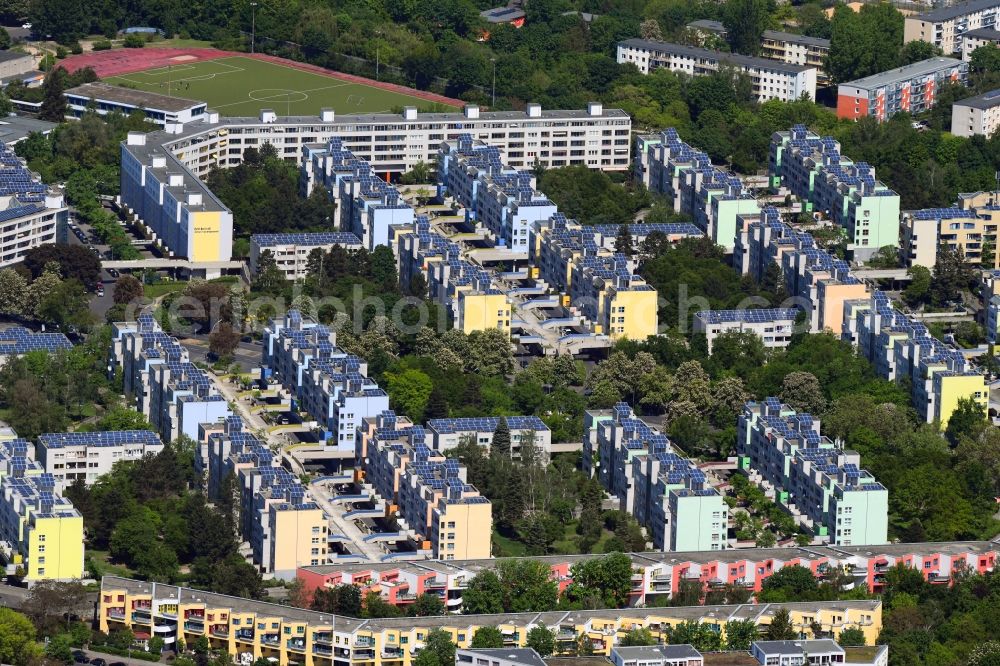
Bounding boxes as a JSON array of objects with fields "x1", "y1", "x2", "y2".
[{"x1": 91, "y1": 658, "x2": 107, "y2": 666}]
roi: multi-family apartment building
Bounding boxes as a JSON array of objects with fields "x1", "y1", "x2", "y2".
[
  {"x1": 0, "y1": 141, "x2": 68, "y2": 267},
  {"x1": 109, "y1": 313, "x2": 233, "y2": 442},
  {"x1": 65, "y1": 83, "x2": 208, "y2": 126},
  {"x1": 249, "y1": 232, "x2": 363, "y2": 280},
  {"x1": 751, "y1": 640, "x2": 888, "y2": 666},
  {"x1": 358, "y1": 411, "x2": 492, "y2": 560},
  {"x1": 685, "y1": 21, "x2": 830, "y2": 80},
  {"x1": 738, "y1": 398, "x2": 888, "y2": 547},
  {"x1": 297, "y1": 539, "x2": 998, "y2": 612},
  {"x1": 769, "y1": 126, "x2": 900, "y2": 260},
  {"x1": 119, "y1": 104, "x2": 631, "y2": 263},
  {"x1": 121, "y1": 131, "x2": 234, "y2": 263},
  {"x1": 901, "y1": 195, "x2": 1000, "y2": 269},
  {"x1": 36, "y1": 430, "x2": 163, "y2": 491},
  {"x1": 611, "y1": 644, "x2": 705, "y2": 666},
  {"x1": 836, "y1": 57, "x2": 968, "y2": 121},
  {"x1": 425, "y1": 416, "x2": 550, "y2": 458},
  {"x1": 302, "y1": 137, "x2": 414, "y2": 251},
  {"x1": 0, "y1": 438, "x2": 83, "y2": 581},
  {"x1": 904, "y1": 0, "x2": 1000, "y2": 55},
  {"x1": 734, "y1": 207, "x2": 869, "y2": 335},
  {"x1": 98, "y1": 574, "x2": 886, "y2": 664},
  {"x1": 262, "y1": 310, "x2": 388, "y2": 455},
  {"x1": 845, "y1": 291, "x2": 988, "y2": 426},
  {"x1": 951, "y1": 88, "x2": 1000, "y2": 137},
  {"x1": 438, "y1": 136, "x2": 557, "y2": 253},
  {"x1": 0, "y1": 326, "x2": 72, "y2": 364},
  {"x1": 205, "y1": 415, "x2": 328, "y2": 578},
  {"x1": 583, "y1": 403, "x2": 727, "y2": 552},
  {"x1": 982, "y1": 270, "x2": 1000, "y2": 343},
  {"x1": 961, "y1": 26, "x2": 1000, "y2": 58},
  {"x1": 392, "y1": 216, "x2": 511, "y2": 335},
  {"x1": 633, "y1": 129, "x2": 760, "y2": 251},
  {"x1": 693, "y1": 309, "x2": 798, "y2": 353},
  {"x1": 616, "y1": 39, "x2": 817, "y2": 103},
  {"x1": 527, "y1": 214, "x2": 666, "y2": 340}
]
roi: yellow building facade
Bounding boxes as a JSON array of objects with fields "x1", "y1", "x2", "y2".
[
  {"x1": 99, "y1": 576, "x2": 884, "y2": 666},
  {"x1": 457, "y1": 291, "x2": 511, "y2": 335}
]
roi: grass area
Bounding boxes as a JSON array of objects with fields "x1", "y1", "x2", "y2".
[
  {"x1": 86, "y1": 549, "x2": 137, "y2": 579},
  {"x1": 103, "y1": 55, "x2": 458, "y2": 116},
  {"x1": 492, "y1": 530, "x2": 527, "y2": 557},
  {"x1": 493, "y1": 523, "x2": 620, "y2": 557},
  {"x1": 143, "y1": 281, "x2": 187, "y2": 298}
]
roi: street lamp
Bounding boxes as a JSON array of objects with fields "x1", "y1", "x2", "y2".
[
  {"x1": 375, "y1": 30, "x2": 382, "y2": 80},
  {"x1": 491, "y1": 57, "x2": 497, "y2": 108},
  {"x1": 250, "y1": 2, "x2": 259, "y2": 54}
]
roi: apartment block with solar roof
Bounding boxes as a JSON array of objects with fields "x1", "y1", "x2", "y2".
[
  {"x1": 693, "y1": 308, "x2": 798, "y2": 354},
  {"x1": 585, "y1": 403, "x2": 727, "y2": 552},
  {"x1": 358, "y1": 411, "x2": 491, "y2": 560},
  {"x1": 738, "y1": 398, "x2": 888, "y2": 546},
  {"x1": 900, "y1": 200, "x2": 1000, "y2": 270},
  {"x1": 36, "y1": 430, "x2": 163, "y2": 491},
  {"x1": 0, "y1": 142, "x2": 68, "y2": 267},
  {"x1": 425, "y1": 415, "x2": 551, "y2": 459},
  {"x1": 0, "y1": 326, "x2": 72, "y2": 365},
  {"x1": 0, "y1": 437, "x2": 83, "y2": 581},
  {"x1": 249, "y1": 232, "x2": 362, "y2": 280}
]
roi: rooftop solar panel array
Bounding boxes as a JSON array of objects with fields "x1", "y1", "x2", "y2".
[
  {"x1": 0, "y1": 142, "x2": 49, "y2": 205},
  {"x1": 0, "y1": 327, "x2": 72, "y2": 356},
  {"x1": 426, "y1": 415, "x2": 549, "y2": 434},
  {"x1": 695, "y1": 308, "x2": 798, "y2": 324},
  {"x1": 39, "y1": 430, "x2": 162, "y2": 449},
  {"x1": 251, "y1": 232, "x2": 363, "y2": 248}
]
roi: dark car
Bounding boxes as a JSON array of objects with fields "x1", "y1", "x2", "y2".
[
  {"x1": 107, "y1": 268, "x2": 120, "y2": 278},
  {"x1": 109, "y1": 661, "x2": 128, "y2": 666},
  {"x1": 91, "y1": 658, "x2": 107, "y2": 666}
]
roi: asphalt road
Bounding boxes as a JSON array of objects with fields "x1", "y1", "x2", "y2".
[
  {"x1": 80, "y1": 648, "x2": 164, "y2": 666},
  {"x1": 0, "y1": 582, "x2": 28, "y2": 608},
  {"x1": 180, "y1": 336, "x2": 262, "y2": 373}
]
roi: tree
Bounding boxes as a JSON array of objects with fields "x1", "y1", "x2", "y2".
[
  {"x1": 312, "y1": 584, "x2": 363, "y2": 616},
  {"x1": 384, "y1": 368, "x2": 433, "y2": 422},
  {"x1": 759, "y1": 565, "x2": 820, "y2": 602},
  {"x1": 208, "y1": 323, "x2": 241, "y2": 359},
  {"x1": 724, "y1": 619, "x2": 759, "y2": 650},
  {"x1": 0, "y1": 27, "x2": 9, "y2": 50},
  {"x1": 620, "y1": 628, "x2": 656, "y2": 646},
  {"x1": 22, "y1": 580, "x2": 89, "y2": 635},
  {"x1": 779, "y1": 371, "x2": 826, "y2": 415},
  {"x1": 45, "y1": 635, "x2": 73, "y2": 664},
  {"x1": 526, "y1": 626, "x2": 556, "y2": 656},
  {"x1": 463, "y1": 570, "x2": 505, "y2": 614},
  {"x1": 838, "y1": 626, "x2": 866, "y2": 647},
  {"x1": 899, "y1": 40, "x2": 940, "y2": 65},
  {"x1": 639, "y1": 18, "x2": 663, "y2": 41},
  {"x1": 615, "y1": 222, "x2": 634, "y2": 257},
  {"x1": 766, "y1": 608, "x2": 797, "y2": 640},
  {"x1": 420, "y1": 629, "x2": 456, "y2": 666},
  {"x1": 424, "y1": 384, "x2": 448, "y2": 419},
  {"x1": 470, "y1": 626, "x2": 504, "y2": 648},
  {"x1": 491, "y1": 417, "x2": 511, "y2": 459},
  {"x1": 945, "y1": 397, "x2": 986, "y2": 447},
  {"x1": 722, "y1": 0, "x2": 770, "y2": 56},
  {"x1": 39, "y1": 66, "x2": 68, "y2": 122},
  {"x1": 113, "y1": 275, "x2": 144, "y2": 304},
  {"x1": 971, "y1": 43, "x2": 1000, "y2": 73},
  {"x1": 565, "y1": 552, "x2": 634, "y2": 609},
  {"x1": 467, "y1": 328, "x2": 514, "y2": 376},
  {"x1": 408, "y1": 593, "x2": 445, "y2": 617},
  {"x1": 902, "y1": 265, "x2": 931, "y2": 306},
  {"x1": 96, "y1": 405, "x2": 153, "y2": 431},
  {"x1": 0, "y1": 608, "x2": 38, "y2": 666},
  {"x1": 362, "y1": 591, "x2": 402, "y2": 618},
  {"x1": 0, "y1": 268, "x2": 26, "y2": 316}
]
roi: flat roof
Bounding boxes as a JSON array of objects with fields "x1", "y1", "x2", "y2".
[
  {"x1": 689, "y1": 19, "x2": 726, "y2": 32},
  {"x1": 0, "y1": 50, "x2": 30, "y2": 64},
  {"x1": 124, "y1": 139, "x2": 229, "y2": 213},
  {"x1": 0, "y1": 115, "x2": 56, "y2": 143},
  {"x1": 763, "y1": 29, "x2": 830, "y2": 48},
  {"x1": 840, "y1": 57, "x2": 964, "y2": 90},
  {"x1": 955, "y1": 87, "x2": 1000, "y2": 109},
  {"x1": 65, "y1": 82, "x2": 204, "y2": 113},
  {"x1": 963, "y1": 26, "x2": 1000, "y2": 40},
  {"x1": 460, "y1": 648, "x2": 545, "y2": 666},
  {"x1": 914, "y1": 0, "x2": 1000, "y2": 23},
  {"x1": 619, "y1": 39, "x2": 814, "y2": 74}
]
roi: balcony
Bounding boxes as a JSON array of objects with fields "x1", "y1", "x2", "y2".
[
  {"x1": 381, "y1": 647, "x2": 404, "y2": 659},
  {"x1": 131, "y1": 613, "x2": 152, "y2": 624},
  {"x1": 354, "y1": 637, "x2": 375, "y2": 648},
  {"x1": 313, "y1": 633, "x2": 333, "y2": 644},
  {"x1": 352, "y1": 649, "x2": 375, "y2": 660},
  {"x1": 261, "y1": 635, "x2": 281, "y2": 646},
  {"x1": 234, "y1": 631, "x2": 255, "y2": 642},
  {"x1": 209, "y1": 627, "x2": 230, "y2": 639},
  {"x1": 183, "y1": 621, "x2": 205, "y2": 633},
  {"x1": 313, "y1": 645, "x2": 333, "y2": 656},
  {"x1": 107, "y1": 609, "x2": 126, "y2": 620},
  {"x1": 286, "y1": 640, "x2": 307, "y2": 652}
]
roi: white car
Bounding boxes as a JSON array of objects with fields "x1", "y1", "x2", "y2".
[{"x1": 21, "y1": 23, "x2": 31, "y2": 30}]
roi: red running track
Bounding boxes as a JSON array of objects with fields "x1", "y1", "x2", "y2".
[{"x1": 58, "y1": 47, "x2": 465, "y2": 109}]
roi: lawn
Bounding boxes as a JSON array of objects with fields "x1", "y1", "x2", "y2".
[{"x1": 103, "y1": 55, "x2": 458, "y2": 116}]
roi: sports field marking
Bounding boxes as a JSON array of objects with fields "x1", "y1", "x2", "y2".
[
  {"x1": 133, "y1": 63, "x2": 198, "y2": 77},
  {"x1": 210, "y1": 81, "x2": 352, "y2": 109}
]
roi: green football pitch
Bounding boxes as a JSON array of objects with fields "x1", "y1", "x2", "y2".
[{"x1": 103, "y1": 55, "x2": 457, "y2": 116}]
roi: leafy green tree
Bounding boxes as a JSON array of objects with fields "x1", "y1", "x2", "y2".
[
  {"x1": 724, "y1": 619, "x2": 759, "y2": 650},
  {"x1": 971, "y1": 43, "x2": 1000, "y2": 73},
  {"x1": 620, "y1": 627, "x2": 656, "y2": 646},
  {"x1": 462, "y1": 570, "x2": 504, "y2": 615},
  {"x1": 565, "y1": 552, "x2": 634, "y2": 608},
  {"x1": 362, "y1": 591, "x2": 402, "y2": 618},
  {"x1": 838, "y1": 626, "x2": 866, "y2": 647},
  {"x1": 96, "y1": 405, "x2": 153, "y2": 431},
  {"x1": 526, "y1": 625, "x2": 556, "y2": 656},
  {"x1": 944, "y1": 397, "x2": 987, "y2": 447},
  {"x1": 0, "y1": 608, "x2": 38, "y2": 665},
  {"x1": 899, "y1": 40, "x2": 940, "y2": 65},
  {"x1": 45, "y1": 634, "x2": 73, "y2": 664},
  {"x1": 408, "y1": 593, "x2": 445, "y2": 617},
  {"x1": 902, "y1": 265, "x2": 931, "y2": 307},
  {"x1": 420, "y1": 629, "x2": 456, "y2": 666},
  {"x1": 491, "y1": 417, "x2": 511, "y2": 459},
  {"x1": 312, "y1": 584, "x2": 363, "y2": 616},
  {"x1": 722, "y1": 0, "x2": 771, "y2": 56},
  {"x1": 385, "y1": 368, "x2": 433, "y2": 423},
  {"x1": 39, "y1": 66, "x2": 68, "y2": 121},
  {"x1": 470, "y1": 626, "x2": 504, "y2": 648},
  {"x1": 759, "y1": 566, "x2": 819, "y2": 602},
  {"x1": 766, "y1": 608, "x2": 797, "y2": 640},
  {"x1": 113, "y1": 275, "x2": 144, "y2": 305}
]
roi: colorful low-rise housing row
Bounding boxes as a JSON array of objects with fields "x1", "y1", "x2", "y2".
[
  {"x1": 0, "y1": 437, "x2": 83, "y2": 581},
  {"x1": 583, "y1": 403, "x2": 727, "y2": 552},
  {"x1": 633, "y1": 129, "x2": 760, "y2": 251},
  {"x1": 98, "y1": 574, "x2": 885, "y2": 665},
  {"x1": 836, "y1": 57, "x2": 967, "y2": 122},
  {"x1": 737, "y1": 398, "x2": 889, "y2": 547},
  {"x1": 262, "y1": 310, "x2": 388, "y2": 456},
  {"x1": 295, "y1": 540, "x2": 998, "y2": 612},
  {"x1": 109, "y1": 313, "x2": 233, "y2": 443},
  {"x1": 769, "y1": 125, "x2": 900, "y2": 260},
  {"x1": 357, "y1": 411, "x2": 492, "y2": 561}
]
